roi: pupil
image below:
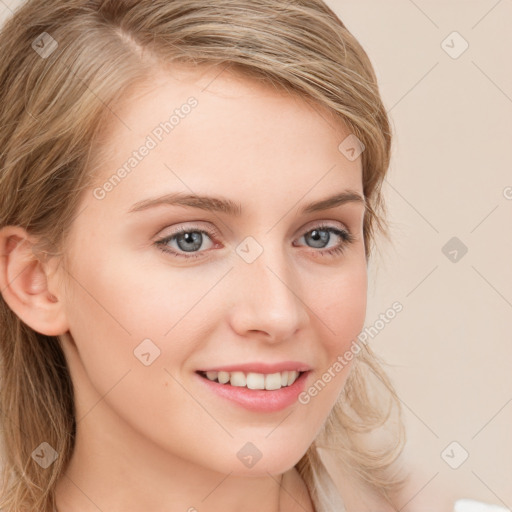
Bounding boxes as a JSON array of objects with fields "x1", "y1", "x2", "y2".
[
  {"x1": 178, "y1": 232, "x2": 202, "y2": 252},
  {"x1": 308, "y1": 229, "x2": 328, "y2": 248}
]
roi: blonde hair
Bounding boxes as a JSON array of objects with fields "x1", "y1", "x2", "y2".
[{"x1": 0, "y1": 1, "x2": 406, "y2": 510}]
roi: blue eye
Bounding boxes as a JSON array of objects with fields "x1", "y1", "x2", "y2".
[
  {"x1": 295, "y1": 224, "x2": 355, "y2": 257},
  {"x1": 155, "y1": 223, "x2": 355, "y2": 260},
  {"x1": 155, "y1": 227, "x2": 215, "y2": 260}
]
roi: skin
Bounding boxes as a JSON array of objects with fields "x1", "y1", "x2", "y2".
[{"x1": 0, "y1": 65, "x2": 371, "y2": 511}]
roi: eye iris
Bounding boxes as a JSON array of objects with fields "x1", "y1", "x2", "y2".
[
  {"x1": 307, "y1": 229, "x2": 329, "y2": 248},
  {"x1": 177, "y1": 231, "x2": 203, "y2": 252}
]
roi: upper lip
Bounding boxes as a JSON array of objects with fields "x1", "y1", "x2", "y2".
[{"x1": 197, "y1": 361, "x2": 311, "y2": 374}]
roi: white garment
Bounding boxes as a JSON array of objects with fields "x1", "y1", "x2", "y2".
[
  {"x1": 51, "y1": 498, "x2": 511, "y2": 512},
  {"x1": 454, "y1": 499, "x2": 511, "y2": 512}
]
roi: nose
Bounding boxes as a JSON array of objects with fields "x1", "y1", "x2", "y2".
[{"x1": 228, "y1": 241, "x2": 309, "y2": 343}]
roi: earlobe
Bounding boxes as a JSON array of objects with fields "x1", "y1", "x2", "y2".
[{"x1": 0, "y1": 226, "x2": 68, "y2": 336}]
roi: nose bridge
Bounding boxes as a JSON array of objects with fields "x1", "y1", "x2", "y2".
[{"x1": 230, "y1": 235, "x2": 308, "y2": 340}]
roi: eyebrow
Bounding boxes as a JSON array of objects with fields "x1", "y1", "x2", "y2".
[{"x1": 127, "y1": 190, "x2": 365, "y2": 216}]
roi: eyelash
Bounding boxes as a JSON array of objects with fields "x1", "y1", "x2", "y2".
[{"x1": 154, "y1": 223, "x2": 356, "y2": 260}]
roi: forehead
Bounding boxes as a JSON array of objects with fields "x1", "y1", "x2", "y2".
[
  {"x1": 88, "y1": 64, "x2": 363, "y2": 209},
  {"x1": 108, "y1": 64, "x2": 351, "y2": 138}
]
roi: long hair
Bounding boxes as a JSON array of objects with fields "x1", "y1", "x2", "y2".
[{"x1": 0, "y1": 1, "x2": 406, "y2": 510}]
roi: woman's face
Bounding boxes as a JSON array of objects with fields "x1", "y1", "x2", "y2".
[{"x1": 55, "y1": 65, "x2": 368, "y2": 476}]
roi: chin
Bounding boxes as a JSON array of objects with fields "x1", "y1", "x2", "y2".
[{"x1": 220, "y1": 437, "x2": 312, "y2": 476}]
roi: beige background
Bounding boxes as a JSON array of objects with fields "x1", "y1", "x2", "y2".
[
  {"x1": 323, "y1": 0, "x2": 512, "y2": 508},
  {"x1": 1, "y1": 0, "x2": 511, "y2": 509}
]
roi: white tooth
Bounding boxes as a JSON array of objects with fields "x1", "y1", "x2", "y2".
[
  {"x1": 206, "y1": 371, "x2": 218, "y2": 381},
  {"x1": 265, "y1": 373, "x2": 282, "y2": 390},
  {"x1": 218, "y1": 371, "x2": 230, "y2": 384},
  {"x1": 246, "y1": 372, "x2": 265, "y2": 390},
  {"x1": 281, "y1": 371, "x2": 289, "y2": 387},
  {"x1": 230, "y1": 371, "x2": 246, "y2": 387},
  {"x1": 287, "y1": 370, "x2": 299, "y2": 386}
]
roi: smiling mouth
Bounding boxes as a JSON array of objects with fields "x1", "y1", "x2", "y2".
[{"x1": 197, "y1": 370, "x2": 304, "y2": 390}]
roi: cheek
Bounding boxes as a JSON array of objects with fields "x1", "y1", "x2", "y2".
[
  {"x1": 61, "y1": 255, "x2": 204, "y2": 403},
  {"x1": 61, "y1": 259, "x2": 213, "y2": 457},
  {"x1": 61, "y1": 246, "x2": 232, "y2": 414},
  {"x1": 65, "y1": 248, "x2": 212, "y2": 345},
  {"x1": 297, "y1": 263, "x2": 367, "y2": 417},
  {"x1": 315, "y1": 261, "x2": 368, "y2": 356}
]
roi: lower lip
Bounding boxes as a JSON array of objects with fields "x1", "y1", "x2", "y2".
[{"x1": 196, "y1": 372, "x2": 310, "y2": 413}]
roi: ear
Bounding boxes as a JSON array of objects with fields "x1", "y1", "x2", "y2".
[{"x1": 0, "y1": 226, "x2": 69, "y2": 336}]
